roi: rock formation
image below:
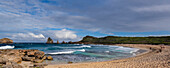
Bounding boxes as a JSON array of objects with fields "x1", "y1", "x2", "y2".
[
  {"x1": 0, "y1": 49, "x2": 53, "y2": 68},
  {"x1": 62, "y1": 41, "x2": 66, "y2": 44},
  {"x1": 46, "y1": 37, "x2": 53, "y2": 44},
  {"x1": 68, "y1": 41, "x2": 72, "y2": 44},
  {"x1": 0, "y1": 38, "x2": 13, "y2": 44},
  {"x1": 57, "y1": 40, "x2": 59, "y2": 44}
]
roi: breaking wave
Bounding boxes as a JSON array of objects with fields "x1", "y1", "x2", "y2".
[
  {"x1": 0, "y1": 45, "x2": 15, "y2": 49},
  {"x1": 47, "y1": 49, "x2": 86, "y2": 55}
]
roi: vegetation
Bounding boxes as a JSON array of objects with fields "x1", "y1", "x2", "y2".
[{"x1": 80, "y1": 36, "x2": 170, "y2": 45}]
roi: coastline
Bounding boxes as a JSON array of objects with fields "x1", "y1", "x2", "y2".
[{"x1": 45, "y1": 44, "x2": 170, "y2": 68}]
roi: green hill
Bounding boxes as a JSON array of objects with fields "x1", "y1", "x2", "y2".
[{"x1": 79, "y1": 36, "x2": 170, "y2": 45}]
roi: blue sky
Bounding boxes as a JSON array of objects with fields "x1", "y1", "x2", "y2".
[{"x1": 0, "y1": 0, "x2": 170, "y2": 42}]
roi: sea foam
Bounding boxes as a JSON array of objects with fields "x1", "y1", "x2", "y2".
[
  {"x1": 0, "y1": 45, "x2": 15, "y2": 49},
  {"x1": 47, "y1": 49, "x2": 86, "y2": 55},
  {"x1": 54, "y1": 45, "x2": 91, "y2": 48}
]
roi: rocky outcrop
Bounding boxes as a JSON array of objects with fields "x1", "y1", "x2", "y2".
[
  {"x1": 62, "y1": 41, "x2": 66, "y2": 44},
  {"x1": 0, "y1": 38, "x2": 13, "y2": 44},
  {"x1": 57, "y1": 40, "x2": 60, "y2": 44},
  {"x1": 47, "y1": 56, "x2": 53, "y2": 60},
  {"x1": 46, "y1": 37, "x2": 53, "y2": 44},
  {"x1": 0, "y1": 49, "x2": 53, "y2": 68}
]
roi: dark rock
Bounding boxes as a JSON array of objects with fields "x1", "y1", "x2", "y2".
[
  {"x1": 34, "y1": 63, "x2": 48, "y2": 67},
  {"x1": 62, "y1": 41, "x2": 66, "y2": 44},
  {"x1": 46, "y1": 37, "x2": 53, "y2": 44},
  {"x1": 57, "y1": 40, "x2": 59, "y2": 44},
  {"x1": 68, "y1": 61, "x2": 73, "y2": 64}
]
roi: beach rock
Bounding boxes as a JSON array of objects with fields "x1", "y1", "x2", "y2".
[
  {"x1": 2, "y1": 65, "x2": 13, "y2": 68},
  {"x1": 22, "y1": 56, "x2": 35, "y2": 61},
  {"x1": 47, "y1": 56, "x2": 53, "y2": 60},
  {"x1": 34, "y1": 63, "x2": 48, "y2": 67},
  {"x1": 12, "y1": 64, "x2": 23, "y2": 68},
  {"x1": 34, "y1": 51, "x2": 45, "y2": 59},
  {"x1": 30, "y1": 63, "x2": 47, "y2": 68},
  {"x1": 33, "y1": 59, "x2": 44, "y2": 63},
  {"x1": 68, "y1": 61, "x2": 73, "y2": 64},
  {"x1": 42, "y1": 56, "x2": 47, "y2": 60},
  {"x1": 6, "y1": 55, "x2": 22, "y2": 63},
  {"x1": 46, "y1": 37, "x2": 53, "y2": 44},
  {"x1": 0, "y1": 49, "x2": 53, "y2": 68},
  {"x1": 0, "y1": 38, "x2": 13, "y2": 44},
  {"x1": 2, "y1": 63, "x2": 23, "y2": 68},
  {"x1": 0, "y1": 58, "x2": 8, "y2": 64},
  {"x1": 27, "y1": 51, "x2": 35, "y2": 56}
]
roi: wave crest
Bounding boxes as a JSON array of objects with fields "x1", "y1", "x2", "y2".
[
  {"x1": 47, "y1": 49, "x2": 86, "y2": 55},
  {"x1": 0, "y1": 45, "x2": 15, "y2": 49}
]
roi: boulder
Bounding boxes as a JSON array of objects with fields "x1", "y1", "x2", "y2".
[
  {"x1": 34, "y1": 51, "x2": 45, "y2": 59},
  {"x1": 22, "y1": 56, "x2": 35, "y2": 61},
  {"x1": 47, "y1": 56, "x2": 53, "y2": 60},
  {"x1": 0, "y1": 38, "x2": 13, "y2": 44},
  {"x1": 27, "y1": 51, "x2": 35, "y2": 56},
  {"x1": 42, "y1": 56, "x2": 47, "y2": 60},
  {"x1": 46, "y1": 37, "x2": 53, "y2": 44}
]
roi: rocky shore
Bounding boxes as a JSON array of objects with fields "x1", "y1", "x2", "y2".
[
  {"x1": 0, "y1": 49, "x2": 53, "y2": 68},
  {"x1": 0, "y1": 38, "x2": 13, "y2": 44}
]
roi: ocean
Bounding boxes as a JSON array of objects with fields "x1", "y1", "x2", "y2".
[{"x1": 0, "y1": 43, "x2": 146, "y2": 64}]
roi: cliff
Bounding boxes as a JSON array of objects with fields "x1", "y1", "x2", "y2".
[
  {"x1": 0, "y1": 38, "x2": 13, "y2": 44},
  {"x1": 79, "y1": 36, "x2": 170, "y2": 45},
  {"x1": 46, "y1": 37, "x2": 53, "y2": 44}
]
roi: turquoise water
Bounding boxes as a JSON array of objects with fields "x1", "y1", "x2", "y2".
[{"x1": 0, "y1": 43, "x2": 145, "y2": 64}]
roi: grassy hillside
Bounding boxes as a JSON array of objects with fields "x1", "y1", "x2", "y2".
[{"x1": 80, "y1": 36, "x2": 170, "y2": 45}]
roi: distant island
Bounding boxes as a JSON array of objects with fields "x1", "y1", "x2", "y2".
[
  {"x1": 72, "y1": 36, "x2": 170, "y2": 45},
  {"x1": 0, "y1": 38, "x2": 13, "y2": 44}
]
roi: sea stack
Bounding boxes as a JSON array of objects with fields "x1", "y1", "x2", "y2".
[
  {"x1": 46, "y1": 37, "x2": 53, "y2": 44},
  {"x1": 0, "y1": 38, "x2": 13, "y2": 44},
  {"x1": 57, "y1": 40, "x2": 59, "y2": 44},
  {"x1": 62, "y1": 41, "x2": 66, "y2": 44}
]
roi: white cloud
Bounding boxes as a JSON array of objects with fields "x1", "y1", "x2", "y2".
[
  {"x1": 132, "y1": 5, "x2": 170, "y2": 12},
  {"x1": 11, "y1": 33, "x2": 45, "y2": 41},
  {"x1": 46, "y1": 29, "x2": 78, "y2": 40}
]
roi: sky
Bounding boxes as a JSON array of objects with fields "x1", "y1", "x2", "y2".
[{"x1": 0, "y1": 0, "x2": 170, "y2": 42}]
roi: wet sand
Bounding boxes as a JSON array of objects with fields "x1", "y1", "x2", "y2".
[{"x1": 45, "y1": 44, "x2": 170, "y2": 68}]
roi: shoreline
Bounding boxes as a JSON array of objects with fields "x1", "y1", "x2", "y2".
[
  {"x1": 46, "y1": 44, "x2": 149, "y2": 65},
  {"x1": 45, "y1": 44, "x2": 170, "y2": 68}
]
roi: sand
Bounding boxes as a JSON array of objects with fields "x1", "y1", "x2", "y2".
[{"x1": 45, "y1": 44, "x2": 170, "y2": 68}]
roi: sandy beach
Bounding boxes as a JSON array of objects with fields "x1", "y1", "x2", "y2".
[{"x1": 45, "y1": 44, "x2": 170, "y2": 68}]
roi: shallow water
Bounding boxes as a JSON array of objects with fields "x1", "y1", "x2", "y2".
[{"x1": 0, "y1": 43, "x2": 146, "y2": 64}]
